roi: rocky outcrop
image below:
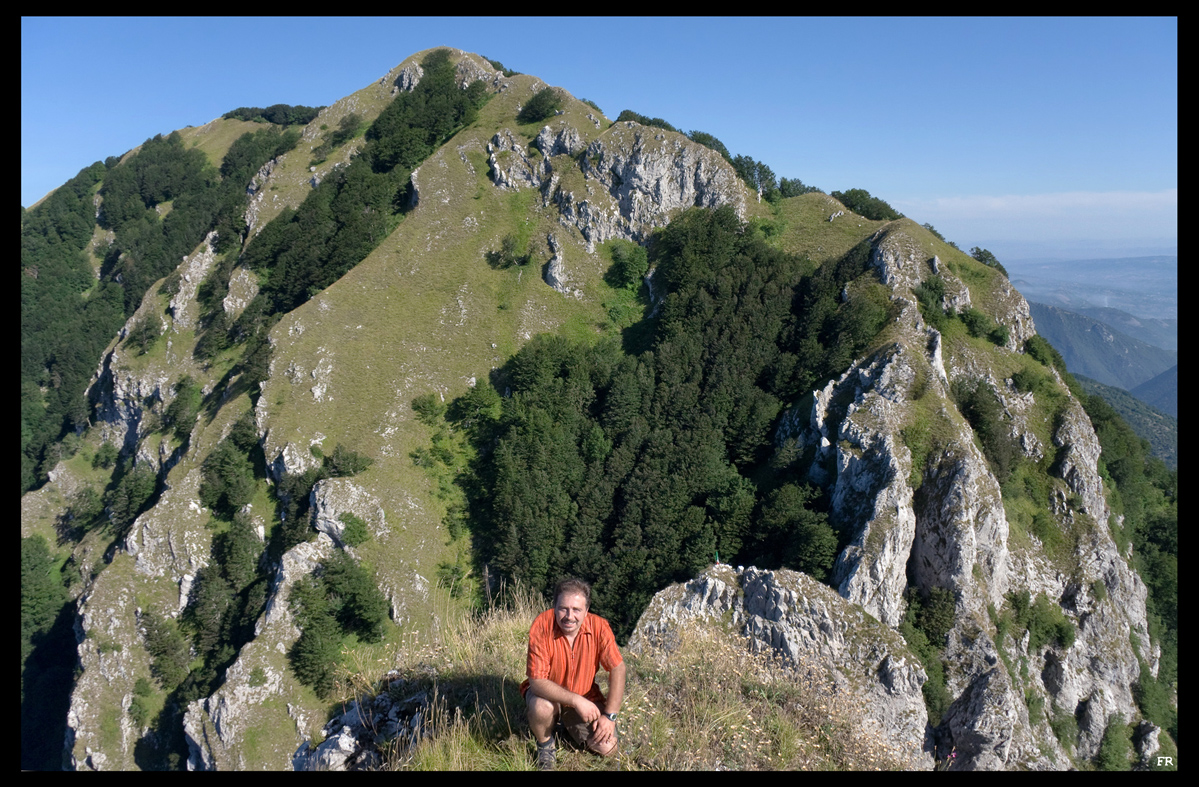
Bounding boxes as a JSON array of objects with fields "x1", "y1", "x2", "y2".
[
  {"x1": 185, "y1": 533, "x2": 336, "y2": 770},
  {"x1": 489, "y1": 119, "x2": 747, "y2": 253},
  {"x1": 393, "y1": 62, "x2": 423, "y2": 94},
  {"x1": 166, "y1": 231, "x2": 218, "y2": 331},
  {"x1": 65, "y1": 554, "x2": 154, "y2": 771},
  {"x1": 122, "y1": 467, "x2": 212, "y2": 604},
  {"x1": 90, "y1": 348, "x2": 171, "y2": 458},
  {"x1": 90, "y1": 233, "x2": 215, "y2": 460},
  {"x1": 534, "y1": 123, "x2": 585, "y2": 158},
  {"x1": 542, "y1": 233, "x2": 575, "y2": 296},
  {"x1": 804, "y1": 344, "x2": 922, "y2": 628},
  {"x1": 243, "y1": 160, "x2": 279, "y2": 241},
  {"x1": 630, "y1": 564, "x2": 933, "y2": 770},
  {"x1": 292, "y1": 679, "x2": 430, "y2": 771},
  {"x1": 221, "y1": 266, "x2": 260, "y2": 321},
  {"x1": 310, "y1": 478, "x2": 388, "y2": 551},
  {"x1": 777, "y1": 224, "x2": 1154, "y2": 769}
]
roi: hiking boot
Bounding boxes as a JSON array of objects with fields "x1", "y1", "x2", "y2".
[{"x1": 536, "y1": 739, "x2": 556, "y2": 771}]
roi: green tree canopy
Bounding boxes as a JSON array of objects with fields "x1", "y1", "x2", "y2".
[
  {"x1": 518, "y1": 87, "x2": 563, "y2": 124},
  {"x1": 830, "y1": 188, "x2": 903, "y2": 221}
]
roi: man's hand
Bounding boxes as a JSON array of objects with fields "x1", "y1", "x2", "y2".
[
  {"x1": 591, "y1": 714, "x2": 617, "y2": 750},
  {"x1": 572, "y1": 695, "x2": 601, "y2": 724}
]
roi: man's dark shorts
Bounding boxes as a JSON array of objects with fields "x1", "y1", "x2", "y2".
[{"x1": 560, "y1": 704, "x2": 617, "y2": 750}]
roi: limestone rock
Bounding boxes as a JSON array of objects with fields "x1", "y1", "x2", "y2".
[
  {"x1": 394, "y1": 62, "x2": 423, "y2": 93},
  {"x1": 166, "y1": 231, "x2": 218, "y2": 331},
  {"x1": 487, "y1": 129, "x2": 540, "y2": 191},
  {"x1": 185, "y1": 533, "x2": 336, "y2": 770},
  {"x1": 221, "y1": 266, "x2": 260, "y2": 321},
  {"x1": 292, "y1": 678, "x2": 432, "y2": 770},
  {"x1": 488, "y1": 119, "x2": 747, "y2": 252},
  {"x1": 630, "y1": 564, "x2": 933, "y2": 770},
  {"x1": 542, "y1": 232, "x2": 574, "y2": 295},
  {"x1": 310, "y1": 478, "x2": 388, "y2": 550},
  {"x1": 776, "y1": 222, "x2": 1153, "y2": 769}
]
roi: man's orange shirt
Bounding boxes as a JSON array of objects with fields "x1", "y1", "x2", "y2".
[{"x1": 520, "y1": 608, "x2": 623, "y2": 703}]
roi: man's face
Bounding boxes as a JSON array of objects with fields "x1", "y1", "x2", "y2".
[{"x1": 554, "y1": 591, "x2": 588, "y2": 637}]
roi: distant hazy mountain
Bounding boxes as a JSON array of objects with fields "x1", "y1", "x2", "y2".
[
  {"x1": 1131, "y1": 365, "x2": 1178, "y2": 418},
  {"x1": 1007, "y1": 256, "x2": 1177, "y2": 321},
  {"x1": 1074, "y1": 306, "x2": 1176, "y2": 354},
  {"x1": 1075, "y1": 374, "x2": 1176, "y2": 469},
  {"x1": 1028, "y1": 301, "x2": 1177, "y2": 390}
]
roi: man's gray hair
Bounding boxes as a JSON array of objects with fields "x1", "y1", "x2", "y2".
[{"x1": 553, "y1": 577, "x2": 592, "y2": 608}]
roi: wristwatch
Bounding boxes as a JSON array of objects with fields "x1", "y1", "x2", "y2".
[{"x1": 604, "y1": 712, "x2": 618, "y2": 722}]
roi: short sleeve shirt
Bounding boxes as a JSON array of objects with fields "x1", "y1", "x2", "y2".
[{"x1": 520, "y1": 609, "x2": 623, "y2": 703}]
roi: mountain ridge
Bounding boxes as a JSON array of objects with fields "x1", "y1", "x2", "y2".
[{"x1": 20, "y1": 47, "x2": 1175, "y2": 771}]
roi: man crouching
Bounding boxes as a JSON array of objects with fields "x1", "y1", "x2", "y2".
[{"x1": 520, "y1": 578, "x2": 625, "y2": 770}]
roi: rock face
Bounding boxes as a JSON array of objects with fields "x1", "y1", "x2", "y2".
[
  {"x1": 489, "y1": 119, "x2": 747, "y2": 254},
  {"x1": 184, "y1": 533, "x2": 336, "y2": 770},
  {"x1": 291, "y1": 679, "x2": 430, "y2": 771},
  {"x1": 774, "y1": 222, "x2": 1153, "y2": 769},
  {"x1": 630, "y1": 564, "x2": 933, "y2": 770}
]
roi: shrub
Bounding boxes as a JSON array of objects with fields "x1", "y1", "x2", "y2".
[
  {"x1": 778, "y1": 177, "x2": 822, "y2": 197},
  {"x1": 288, "y1": 576, "x2": 341, "y2": 699},
  {"x1": 486, "y1": 233, "x2": 528, "y2": 268},
  {"x1": 322, "y1": 551, "x2": 389, "y2": 642},
  {"x1": 65, "y1": 486, "x2": 106, "y2": 532},
  {"x1": 163, "y1": 376, "x2": 203, "y2": 440},
  {"x1": 951, "y1": 378, "x2": 1021, "y2": 484},
  {"x1": 606, "y1": 239, "x2": 649, "y2": 291},
  {"x1": 412, "y1": 393, "x2": 446, "y2": 426},
  {"x1": 517, "y1": 88, "x2": 561, "y2": 124},
  {"x1": 917, "y1": 587, "x2": 956, "y2": 647},
  {"x1": 324, "y1": 443, "x2": 373, "y2": 477},
  {"x1": 126, "y1": 313, "x2": 161, "y2": 355},
  {"x1": 1095, "y1": 714, "x2": 1133, "y2": 770},
  {"x1": 1049, "y1": 708, "x2": 1078, "y2": 750},
  {"x1": 615, "y1": 109, "x2": 678, "y2": 132},
  {"x1": 1011, "y1": 366, "x2": 1040, "y2": 394},
  {"x1": 959, "y1": 306, "x2": 992, "y2": 339},
  {"x1": 140, "y1": 610, "x2": 190, "y2": 691},
  {"x1": 1025, "y1": 593, "x2": 1075, "y2": 651},
  {"x1": 108, "y1": 464, "x2": 159, "y2": 533},
  {"x1": 93, "y1": 442, "x2": 119, "y2": 470},
  {"x1": 486, "y1": 58, "x2": 519, "y2": 77},
  {"x1": 339, "y1": 511, "x2": 371, "y2": 547},
  {"x1": 199, "y1": 438, "x2": 256, "y2": 518},
  {"x1": 686, "y1": 130, "x2": 732, "y2": 162},
  {"x1": 970, "y1": 246, "x2": 1009, "y2": 278},
  {"x1": 830, "y1": 188, "x2": 902, "y2": 221}
]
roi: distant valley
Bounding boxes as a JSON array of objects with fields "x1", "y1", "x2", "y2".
[{"x1": 1023, "y1": 300, "x2": 1176, "y2": 465}]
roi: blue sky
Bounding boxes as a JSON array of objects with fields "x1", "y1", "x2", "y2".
[{"x1": 22, "y1": 17, "x2": 1176, "y2": 261}]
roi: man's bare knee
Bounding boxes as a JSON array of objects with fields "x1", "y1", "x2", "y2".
[
  {"x1": 589, "y1": 736, "x2": 618, "y2": 757},
  {"x1": 525, "y1": 690, "x2": 557, "y2": 735}
]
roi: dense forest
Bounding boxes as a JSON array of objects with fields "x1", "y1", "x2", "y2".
[{"x1": 425, "y1": 206, "x2": 893, "y2": 638}]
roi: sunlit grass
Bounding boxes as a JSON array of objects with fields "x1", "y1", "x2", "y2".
[{"x1": 328, "y1": 583, "x2": 908, "y2": 771}]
